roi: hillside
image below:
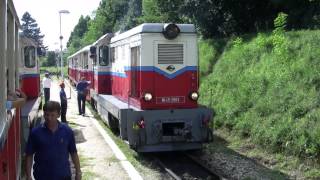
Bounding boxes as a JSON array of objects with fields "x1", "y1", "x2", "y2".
[{"x1": 199, "y1": 30, "x2": 320, "y2": 177}]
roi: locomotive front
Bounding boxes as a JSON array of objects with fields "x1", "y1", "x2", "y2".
[
  {"x1": 112, "y1": 23, "x2": 213, "y2": 151},
  {"x1": 19, "y1": 36, "x2": 40, "y2": 98},
  {"x1": 111, "y1": 23, "x2": 200, "y2": 110}
]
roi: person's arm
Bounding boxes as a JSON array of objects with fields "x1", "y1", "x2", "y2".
[
  {"x1": 25, "y1": 130, "x2": 35, "y2": 180},
  {"x1": 76, "y1": 83, "x2": 79, "y2": 91},
  {"x1": 26, "y1": 154, "x2": 33, "y2": 180},
  {"x1": 12, "y1": 98, "x2": 26, "y2": 108},
  {"x1": 71, "y1": 152, "x2": 81, "y2": 180}
]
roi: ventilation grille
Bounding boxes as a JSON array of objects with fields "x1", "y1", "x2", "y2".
[{"x1": 158, "y1": 44, "x2": 183, "y2": 64}]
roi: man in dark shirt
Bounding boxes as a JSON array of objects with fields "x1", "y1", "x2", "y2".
[
  {"x1": 59, "y1": 82, "x2": 67, "y2": 123},
  {"x1": 25, "y1": 101, "x2": 81, "y2": 180},
  {"x1": 76, "y1": 77, "x2": 89, "y2": 116}
]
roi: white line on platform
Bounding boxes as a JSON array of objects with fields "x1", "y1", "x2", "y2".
[
  {"x1": 64, "y1": 79, "x2": 143, "y2": 180},
  {"x1": 91, "y1": 119, "x2": 143, "y2": 180}
]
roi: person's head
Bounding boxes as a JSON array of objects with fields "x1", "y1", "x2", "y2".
[
  {"x1": 45, "y1": 73, "x2": 49, "y2": 78},
  {"x1": 80, "y1": 76, "x2": 85, "y2": 81},
  {"x1": 59, "y1": 82, "x2": 65, "y2": 89},
  {"x1": 43, "y1": 101, "x2": 61, "y2": 123}
]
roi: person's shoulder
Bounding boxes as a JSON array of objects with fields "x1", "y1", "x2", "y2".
[
  {"x1": 60, "y1": 123, "x2": 73, "y2": 132},
  {"x1": 30, "y1": 125, "x2": 44, "y2": 135}
]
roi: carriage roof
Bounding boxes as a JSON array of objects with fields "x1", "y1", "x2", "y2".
[{"x1": 68, "y1": 45, "x2": 90, "y2": 59}]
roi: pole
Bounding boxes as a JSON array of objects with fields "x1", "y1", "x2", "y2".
[
  {"x1": 59, "y1": 13, "x2": 63, "y2": 80},
  {"x1": 58, "y1": 10, "x2": 69, "y2": 81}
]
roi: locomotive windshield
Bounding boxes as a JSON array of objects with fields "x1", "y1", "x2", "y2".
[
  {"x1": 99, "y1": 46, "x2": 109, "y2": 66},
  {"x1": 24, "y1": 46, "x2": 36, "y2": 68}
]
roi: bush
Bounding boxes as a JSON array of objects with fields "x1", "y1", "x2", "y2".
[
  {"x1": 198, "y1": 38, "x2": 227, "y2": 77},
  {"x1": 199, "y1": 29, "x2": 320, "y2": 157}
]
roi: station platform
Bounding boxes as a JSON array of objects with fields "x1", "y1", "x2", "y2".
[{"x1": 47, "y1": 80, "x2": 142, "y2": 180}]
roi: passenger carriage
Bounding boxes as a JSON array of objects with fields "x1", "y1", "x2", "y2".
[
  {"x1": 68, "y1": 45, "x2": 94, "y2": 88},
  {"x1": 87, "y1": 23, "x2": 213, "y2": 152},
  {"x1": 0, "y1": 0, "x2": 41, "y2": 179}
]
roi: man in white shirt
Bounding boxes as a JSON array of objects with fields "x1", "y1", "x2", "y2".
[{"x1": 42, "y1": 73, "x2": 52, "y2": 103}]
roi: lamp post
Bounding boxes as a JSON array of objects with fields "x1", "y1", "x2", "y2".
[{"x1": 59, "y1": 10, "x2": 70, "y2": 80}]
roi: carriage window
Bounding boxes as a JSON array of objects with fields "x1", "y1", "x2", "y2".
[
  {"x1": 24, "y1": 46, "x2": 36, "y2": 68},
  {"x1": 99, "y1": 46, "x2": 109, "y2": 66}
]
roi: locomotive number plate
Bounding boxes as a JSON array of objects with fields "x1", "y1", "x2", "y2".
[{"x1": 156, "y1": 96, "x2": 185, "y2": 104}]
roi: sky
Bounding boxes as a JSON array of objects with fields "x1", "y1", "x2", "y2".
[{"x1": 12, "y1": 0, "x2": 101, "y2": 51}]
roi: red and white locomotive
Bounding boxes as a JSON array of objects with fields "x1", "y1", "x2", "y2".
[
  {"x1": 19, "y1": 36, "x2": 41, "y2": 98},
  {"x1": 68, "y1": 23, "x2": 213, "y2": 152}
]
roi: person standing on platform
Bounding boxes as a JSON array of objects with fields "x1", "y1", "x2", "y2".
[
  {"x1": 59, "y1": 82, "x2": 67, "y2": 123},
  {"x1": 76, "y1": 77, "x2": 89, "y2": 116},
  {"x1": 25, "y1": 101, "x2": 82, "y2": 180},
  {"x1": 42, "y1": 73, "x2": 52, "y2": 103}
]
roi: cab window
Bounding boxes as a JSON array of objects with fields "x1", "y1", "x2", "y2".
[
  {"x1": 99, "y1": 46, "x2": 109, "y2": 66},
  {"x1": 24, "y1": 46, "x2": 36, "y2": 68}
]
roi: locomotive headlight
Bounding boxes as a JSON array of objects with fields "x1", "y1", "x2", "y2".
[
  {"x1": 190, "y1": 92, "x2": 199, "y2": 101},
  {"x1": 144, "y1": 93, "x2": 153, "y2": 101},
  {"x1": 163, "y1": 23, "x2": 180, "y2": 40}
]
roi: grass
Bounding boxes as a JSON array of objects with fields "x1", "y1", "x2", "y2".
[
  {"x1": 78, "y1": 153, "x2": 98, "y2": 179},
  {"x1": 199, "y1": 29, "x2": 320, "y2": 178},
  {"x1": 40, "y1": 66, "x2": 68, "y2": 78}
]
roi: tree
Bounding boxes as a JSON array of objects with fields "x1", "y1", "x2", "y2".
[
  {"x1": 21, "y1": 12, "x2": 45, "y2": 48},
  {"x1": 45, "y1": 51, "x2": 57, "y2": 67},
  {"x1": 139, "y1": 0, "x2": 165, "y2": 23},
  {"x1": 120, "y1": 0, "x2": 142, "y2": 31},
  {"x1": 67, "y1": 15, "x2": 91, "y2": 54}
]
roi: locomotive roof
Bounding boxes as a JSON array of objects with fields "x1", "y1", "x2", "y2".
[
  {"x1": 111, "y1": 23, "x2": 196, "y2": 43},
  {"x1": 20, "y1": 35, "x2": 37, "y2": 47}
]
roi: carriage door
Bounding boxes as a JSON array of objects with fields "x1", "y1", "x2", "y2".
[{"x1": 130, "y1": 46, "x2": 140, "y2": 98}]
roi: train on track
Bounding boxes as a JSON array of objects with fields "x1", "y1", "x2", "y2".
[
  {"x1": 0, "y1": 0, "x2": 42, "y2": 179},
  {"x1": 68, "y1": 23, "x2": 213, "y2": 152}
]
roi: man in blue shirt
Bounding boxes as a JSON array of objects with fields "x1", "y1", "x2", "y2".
[
  {"x1": 26, "y1": 101, "x2": 81, "y2": 180},
  {"x1": 76, "y1": 77, "x2": 89, "y2": 116},
  {"x1": 59, "y1": 82, "x2": 67, "y2": 123}
]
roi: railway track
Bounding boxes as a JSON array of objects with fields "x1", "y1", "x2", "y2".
[{"x1": 153, "y1": 152, "x2": 223, "y2": 180}]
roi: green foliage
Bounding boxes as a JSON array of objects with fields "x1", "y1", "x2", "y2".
[
  {"x1": 43, "y1": 51, "x2": 57, "y2": 67},
  {"x1": 139, "y1": 0, "x2": 166, "y2": 23},
  {"x1": 199, "y1": 30, "x2": 320, "y2": 158},
  {"x1": 272, "y1": 13, "x2": 289, "y2": 58},
  {"x1": 66, "y1": 0, "x2": 320, "y2": 53},
  {"x1": 274, "y1": 12, "x2": 288, "y2": 30},
  {"x1": 119, "y1": 0, "x2": 142, "y2": 31},
  {"x1": 67, "y1": 15, "x2": 91, "y2": 52},
  {"x1": 232, "y1": 37, "x2": 244, "y2": 49},
  {"x1": 198, "y1": 38, "x2": 226, "y2": 77}
]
